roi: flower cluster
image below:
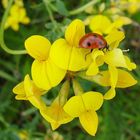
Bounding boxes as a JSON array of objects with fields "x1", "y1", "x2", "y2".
[
  {"x1": 13, "y1": 19, "x2": 137, "y2": 136},
  {"x1": 115, "y1": 0, "x2": 140, "y2": 14},
  {"x1": 84, "y1": 0, "x2": 140, "y2": 32},
  {"x1": 86, "y1": 14, "x2": 132, "y2": 35},
  {"x1": 2, "y1": 0, "x2": 30, "y2": 31},
  {"x1": 85, "y1": 0, "x2": 140, "y2": 16}
]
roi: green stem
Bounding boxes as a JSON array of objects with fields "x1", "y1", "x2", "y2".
[
  {"x1": 69, "y1": 0, "x2": 98, "y2": 15},
  {"x1": 43, "y1": 0, "x2": 58, "y2": 30},
  {"x1": 0, "y1": 0, "x2": 27, "y2": 55}
]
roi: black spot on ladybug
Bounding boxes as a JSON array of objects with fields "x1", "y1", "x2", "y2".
[
  {"x1": 99, "y1": 41, "x2": 103, "y2": 45},
  {"x1": 87, "y1": 42, "x2": 91, "y2": 46}
]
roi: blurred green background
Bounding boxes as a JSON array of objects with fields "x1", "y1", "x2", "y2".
[{"x1": 0, "y1": 0, "x2": 140, "y2": 140}]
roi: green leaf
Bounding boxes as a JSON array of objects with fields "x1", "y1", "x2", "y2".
[
  {"x1": 0, "y1": 70, "x2": 16, "y2": 82},
  {"x1": 55, "y1": 0, "x2": 69, "y2": 16}
]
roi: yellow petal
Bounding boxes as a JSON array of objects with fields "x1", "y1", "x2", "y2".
[
  {"x1": 105, "y1": 30, "x2": 125, "y2": 49},
  {"x1": 124, "y1": 56, "x2": 136, "y2": 71},
  {"x1": 91, "y1": 49, "x2": 104, "y2": 65},
  {"x1": 27, "y1": 95, "x2": 46, "y2": 110},
  {"x1": 86, "y1": 62, "x2": 99, "y2": 76},
  {"x1": 19, "y1": 8, "x2": 26, "y2": 21},
  {"x1": 106, "y1": 7, "x2": 122, "y2": 15},
  {"x1": 25, "y1": 35, "x2": 51, "y2": 60},
  {"x1": 105, "y1": 19, "x2": 124, "y2": 34},
  {"x1": 15, "y1": 94, "x2": 27, "y2": 100},
  {"x1": 82, "y1": 92, "x2": 103, "y2": 111},
  {"x1": 31, "y1": 60, "x2": 51, "y2": 90},
  {"x1": 24, "y1": 75, "x2": 47, "y2": 109},
  {"x1": 63, "y1": 92, "x2": 103, "y2": 117},
  {"x1": 18, "y1": 7, "x2": 30, "y2": 24},
  {"x1": 10, "y1": 5, "x2": 19, "y2": 15},
  {"x1": 89, "y1": 15, "x2": 111, "y2": 34},
  {"x1": 15, "y1": 0, "x2": 24, "y2": 6},
  {"x1": 63, "y1": 95, "x2": 85, "y2": 117},
  {"x1": 78, "y1": 71, "x2": 110, "y2": 87},
  {"x1": 126, "y1": 1, "x2": 140, "y2": 14},
  {"x1": 65, "y1": 19, "x2": 85, "y2": 46},
  {"x1": 86, "y1": 49, "x2": 104, "y2": 76},
  {"x1": 117, "y1": 16, "x2": 132, "y2": 25},
  {"x1": 31, "y1": 59, "x2": 66, "y2": 90},
  {"x1": 40, "y1": 106, "x2": 72, "y2": 125},
  {"x1": 104, "y1": 48, "x2": 127, "y2": 68},
  {"x1": 83, "y1": 69, "x2": 137, "y2": 88},
  {"x1": 24, "y1": 75, "x2": 44, "y2": 96},
  {"x1": 84, "y1": 16, "x2": 94, "y2": 25},
  {"x1": 109, "y1": 66, "x2": 118, "y2": 88},
  {"x1": 4, "y1": 17, "x2": 15, "y2": 29},
  {"x1": 40, "y1": 99, "x2": 73, "y2": 126},
  {"x1": 116, "y1": 69, "x2": 137, "y2": 88},
  {"x1": 11, "y1": 23, "x2": 19, "y2": 31},
  {"x1": 13, "y1": 82, "x2": 25, "y2": 95},
  {"x1": 40, "y1": 108, "x2": 55, "y2": 123},
  {"x1": 13, "y1": 82, "x2": 27, "y2": 100},
  {"x1": 104, "y1": 87, "x2": 116, "y2": 100},
  {"x1": 21, "y1": 17, "x2": 30, "y2": 24},
  {"x1": 50, "y1": 122, "x2": 61, "y2": 130},
  {"x1": 50, "y1": 39, "x2": 90, "y2": 71},
  {"x1": 79, "y1": 111, "x2": 98, "y2": 136}
]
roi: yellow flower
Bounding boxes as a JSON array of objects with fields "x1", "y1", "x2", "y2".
[
  {"x1": 25, "y1": 35, "x2": 66, "y2": 90},
  {"x1": 62, "y1": 79, "x2": 103, "y2": 136},
  {"x1": 86, "y1": 30, "x2": 126, "y2": 76},
  {"x1": 89, "y1": 15, "x2": 112, "y2": 34},
  {"x1": 80, "y1": 66, "x2": 137, "y2": 100},
  {"x1": 83, "y1": 49, "x2": 136, "y2": 99},
  {"x1": 3, "y1": 0, "x2": 30, "y2": 31},
  {"x1": 40, "y1": 81, "x2": 73, "y2": 130},
  {"x1": 13, "y1": 76, "x2": 72, "y2": 130},
  {"x1": 64, "y1": 91, "x2": 103, "y2": 136},
  {"x1": 120, "y1": 0, "x2": 140, "y2": 14},
  {"x1": 13, "y1": 75, "x2": 47, "y2": 110},
  {"x1": 12, "y1": 18, "x2": 137, "y2": 136},
  {"x1": 50, "y1": 19, "x2": 91, "y2": 71},
  {"x1": 2, "y1": 0, "x2": 24, "y2": 8},
  {"x1": 104, "y1": 6, "x2": 132, "y2": 25},
  {"x1": 89, "y1": 15, "x2": 131, "y2": 35},
  {"x1": 85, "y1": 29, "x2": 136, "y2": 99},
  {"x1": 40, "y1": 98, "x2": 73, "y2": 130},
  {"x1": 83, "y1": 69, "x2": 137, "y2": 88},
  {"x1": 14, "y1": 0, "x2": 24, "y2": 7}
]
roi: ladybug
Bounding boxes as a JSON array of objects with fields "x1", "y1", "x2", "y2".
[{"x1": 79, "y1": 33, "x2": 108, "y2": 50}]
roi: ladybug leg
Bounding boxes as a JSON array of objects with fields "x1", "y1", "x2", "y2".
[
  {"x1": 99, "y1": 45, "x2": 110, "y2": 52},
  {"x1": 85, "y1": 49, "x2": 93, "y2": 60},
  {"x1": 99, "y1": 48, "x2": 105, "y2": 53},
  {"x1": 105, "y1": 45, "x2": 110, "y2": 51}
]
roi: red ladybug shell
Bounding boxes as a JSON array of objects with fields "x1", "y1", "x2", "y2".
[{"x1": 79, "y1": 33, "x2": 107, "y2": 49}]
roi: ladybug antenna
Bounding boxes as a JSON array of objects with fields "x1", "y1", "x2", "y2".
[{"x1": 105, "y1": 45, "x2": 109, "y2": 51}]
